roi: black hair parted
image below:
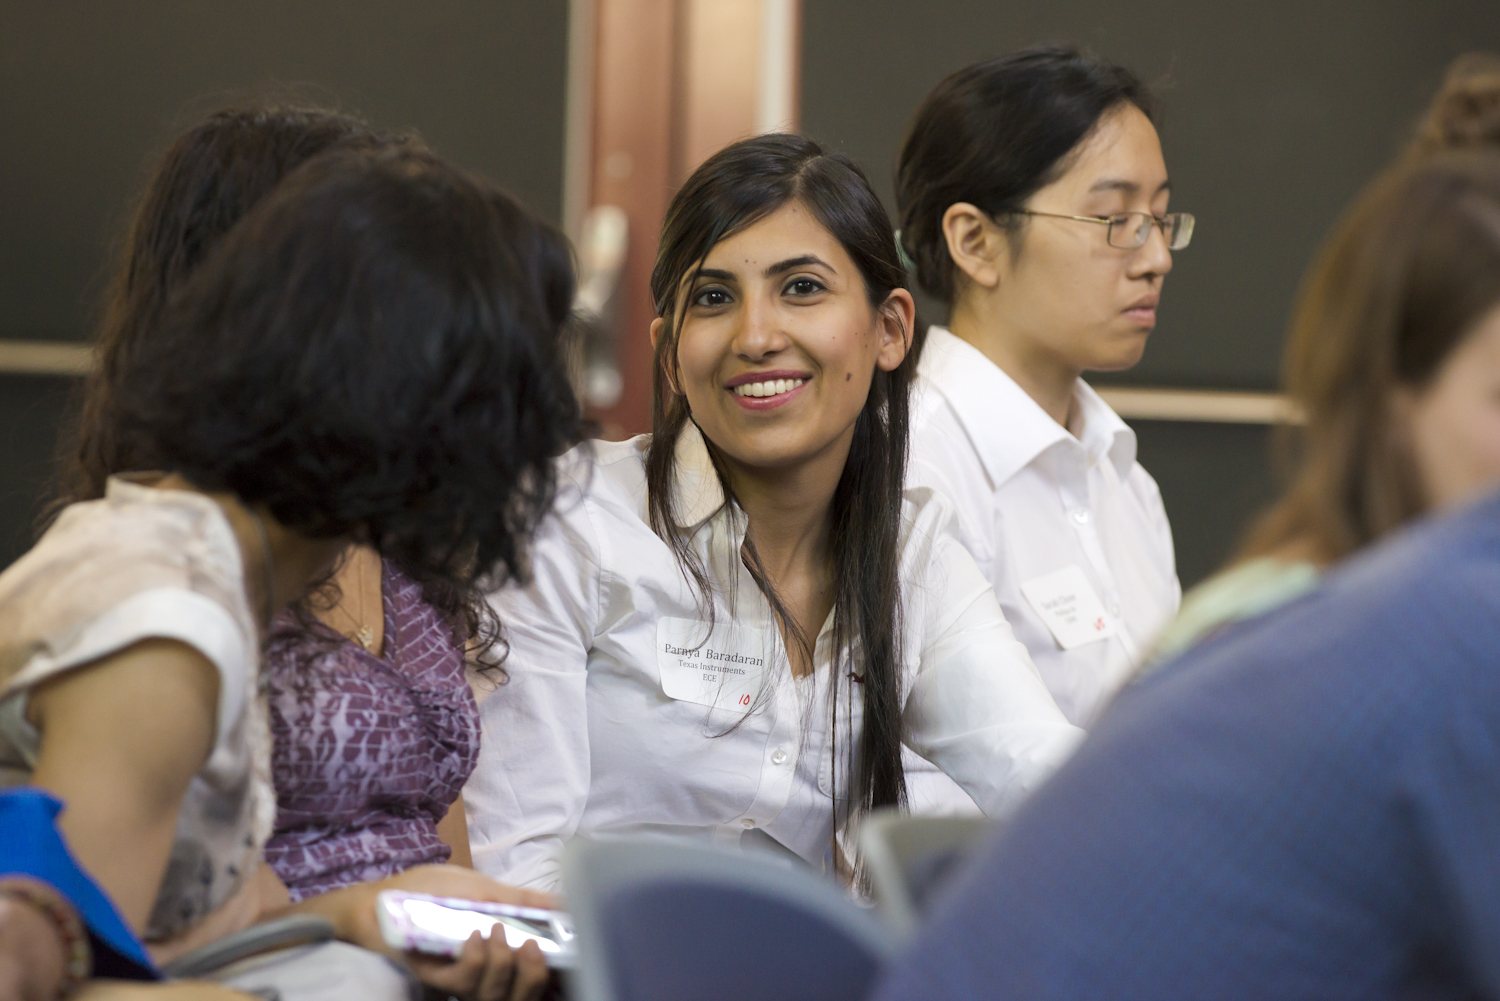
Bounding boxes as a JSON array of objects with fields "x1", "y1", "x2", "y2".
[
  {"x1": 648, "y1": 132, "x2": 913, "y2": 829},
  {"x1": 104, "y1": 146, "x2": 582, "y2": 662},
  {"x1": 895, "y1": 44, "x2": 1155, "y2": 304}
]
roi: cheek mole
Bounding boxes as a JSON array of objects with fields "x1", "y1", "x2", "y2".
[{"x1": 846, "y1": 372, "x2": 852, "y2": 381}]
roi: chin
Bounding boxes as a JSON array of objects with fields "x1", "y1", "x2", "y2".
[{"x1": 1087, "y1": 331, "x2": 1151, "y2": 373}]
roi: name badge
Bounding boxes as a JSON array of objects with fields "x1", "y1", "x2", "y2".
[
  {"x1": 656, "y1": 616, "x2": 772, "y2": 711},
  {"x1": 1019, "y1": 565, "x2": 1120, "y2": 650}
]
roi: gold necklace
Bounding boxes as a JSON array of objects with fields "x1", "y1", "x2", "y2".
[{"x1": 336, "y1": 548, "x2": 378, "y2": 653}]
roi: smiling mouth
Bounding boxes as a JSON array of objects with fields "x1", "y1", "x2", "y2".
[{"x1": 732, "y1": 377, "x2": 807, "y2": 398}]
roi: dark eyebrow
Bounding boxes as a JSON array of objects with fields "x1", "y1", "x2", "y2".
[
  {"x1": 764, "y1": 255, "x2": 831, "y2": 278},
  {"x1": 689, "y1": 268, "x2": 736, "y2": 284},
  {"x1": 1089, "y1": 178, "x2": 1172, "y2": 196}
]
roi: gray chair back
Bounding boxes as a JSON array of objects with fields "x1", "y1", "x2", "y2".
[
  {"x1": 562, "y1": 836, "x2": 898, "y2": 1001},
  {"x1": 859, "y1": 809, "x2": 993, "y2": 937}
]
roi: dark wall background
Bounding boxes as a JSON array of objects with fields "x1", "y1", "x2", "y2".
[
  {"x1": 0, "y1": 1, "x2": 569, "y2": 569},
  {"x1": 801, "y1": 0, "x2": 1500, "y2": 585}
]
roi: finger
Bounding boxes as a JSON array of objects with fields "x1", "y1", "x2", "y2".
[
  {"x1": 406, "y1": 930, "x2": 485, "y2": 997},
  {"x1": 474, "y1": 927, "x2": 520, "y2": 1001},
  {"x1": 509, "y1": 940, "x2": 551, "y2": 1001}
]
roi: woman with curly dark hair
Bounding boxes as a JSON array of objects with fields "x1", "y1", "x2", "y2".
[
  {"x1": 0, "y1": 146, "x2": 579, "y2": 1000},
  {"x1": 38, "y1": 105, "x2": 575, "y2": 1001}
]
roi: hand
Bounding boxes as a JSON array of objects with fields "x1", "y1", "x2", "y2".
[
  {"x1": 295, "y1": 865, "x2": 559, "y2": 1001},
  {"x1": 0, "y1": 892, "x2": 66, "y2": 1001},
  {"x1": 405, "y1": 930, "x2": 549, "y2": 1001}
]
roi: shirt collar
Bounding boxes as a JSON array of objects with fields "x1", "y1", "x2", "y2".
[{"x1": 916, "y1": 326, "x2": 1137, "y2": 486}]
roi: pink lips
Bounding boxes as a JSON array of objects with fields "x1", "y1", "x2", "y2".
[
  {"x1": 726, "y1": 369, "x2": 812, "y2": 412},
  {"x1": 1124, "y1": 295, "x2": 1160, "y2": 328}
]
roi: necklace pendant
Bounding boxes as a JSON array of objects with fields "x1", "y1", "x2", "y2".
[{"x1": 357, "y1": 626, "x2": 376, "y2": 652}]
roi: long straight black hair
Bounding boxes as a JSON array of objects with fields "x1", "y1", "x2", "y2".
[{"x1": 646, "y1": 133, "x2": 913, "y2": 819}]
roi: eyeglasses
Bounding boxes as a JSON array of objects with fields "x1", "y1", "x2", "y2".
[{"x1": 1018, "y1": 210, "x2": 1195, "y2": 251}]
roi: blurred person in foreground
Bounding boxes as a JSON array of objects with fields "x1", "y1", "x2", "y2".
[
  {"x1": 872, "y1": 146, "x2": 1500, "y2": 1001},
  {"x1": 1152, "y1": 52, "x2": 1500, "y2": 662}
]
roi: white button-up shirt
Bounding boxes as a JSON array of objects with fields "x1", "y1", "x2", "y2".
[
  {"x1": 464, "y1": 425, "x2": 1081, "y2": 891},
  {"x1": 908, "y1": 327, "x2": 1181, "y2": 727}
]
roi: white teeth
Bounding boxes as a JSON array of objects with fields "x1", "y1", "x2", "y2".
[{"x1": 733, "y1": 378, "x2": 806, "y2": 398}]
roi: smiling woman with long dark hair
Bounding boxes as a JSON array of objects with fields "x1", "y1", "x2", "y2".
[{"x1": 464, "y1": 133, "x2": 1079, "y2": 891}]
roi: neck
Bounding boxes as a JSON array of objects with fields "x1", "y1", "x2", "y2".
[
  {"x1": 724, "y1": 447, "x2": 843, "y2": 584},
  {"x1": 721, "y1": 437, "x2": 846, "y2": 677},
  {"x1": 155, "y1": 474, "x2": 346, "y2": 629},
  {"x1": 948, "y1": 296, "x2": 1079, "y2": 429}
]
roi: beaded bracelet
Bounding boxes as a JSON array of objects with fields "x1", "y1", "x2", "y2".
[{"x1": 0, "y1": 877, "x2": 92, "y2": 997}]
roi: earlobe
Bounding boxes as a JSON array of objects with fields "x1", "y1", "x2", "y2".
[{"x1": 941, "y1": 203, "x2": 1002, "y2": 290}]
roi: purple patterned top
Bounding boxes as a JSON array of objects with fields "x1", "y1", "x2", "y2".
[{"x1": 263, "y1": 561, "x2": 481, "y2": 901}]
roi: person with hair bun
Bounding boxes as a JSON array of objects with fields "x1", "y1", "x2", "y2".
[
  {"x1": 1, "y1": 146, "x2": 577, "y2": 1001},
  {"x1": 1150, "y1": 52, "x2": 1500, "y2": 662},
  {"x1": 1412, "y1": 52, "x2": 1500, "y2": 154},
  {"x1": 464, "y1": 133, "x2": 1080, "y2": 892},
  {"x1": 893, "y1": 47, "x2": 1190, "y2": 809}
]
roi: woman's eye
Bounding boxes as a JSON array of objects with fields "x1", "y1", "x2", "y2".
[
  {"x1": 692, "y1": 287, "x2": 732, "y2": 307},
  {"x1": 785, "y1": 278, "x2": 825, "y2": 296}
]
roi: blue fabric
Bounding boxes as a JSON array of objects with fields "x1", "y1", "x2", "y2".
[
  {"x1": 872, "y1": 489, "x2": 1500, "y2": 1001},
  {"x1": 1, "y1": 787, "x2": 157, "y2": 979}
]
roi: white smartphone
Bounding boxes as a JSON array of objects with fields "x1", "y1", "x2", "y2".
[{"x1": 374, "y1": 890, "x2": 576, "y2": 969}]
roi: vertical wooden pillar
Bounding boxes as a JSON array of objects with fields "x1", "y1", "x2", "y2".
[{"x1": 565, "y1": 0, "x2": 801, "y2": 439}]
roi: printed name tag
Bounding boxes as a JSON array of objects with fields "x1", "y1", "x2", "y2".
[
  {"x1": 656, "y1": 616, "x2": 773, "y2": 711},
  {"x1": 1019, "y1": 565, "x2": 1120, "y2": 650}
]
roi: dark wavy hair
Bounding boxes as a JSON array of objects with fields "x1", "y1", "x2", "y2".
[
  {"x1": 101, "y1": 146, "x2": 581, "y2": 664},
  {"x1": 58, "y1": 103, "x2": 413, "y2": 510},
  {"x1": 648, "y1": 133, "x2": 913, "y2": 821},
  {"x1": 46, "y1": 103, "x2": 530, "y2": 663},
  {"x1": 896, "y1": 44, "x2": 1154, "y2": 306}
]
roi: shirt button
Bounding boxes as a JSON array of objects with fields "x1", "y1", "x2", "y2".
[
  {"x1": 1109, "y1": 603, "x2": 1122, "y2": 618},
  {"x1": 1071, "y1": 509, "x2": 1090, "y2": 524},
  {"x1": 771, "y1": 749, "x2": 787, "y2": 765},
  {"x1": 741, "y1": 818, "x2": 755, "y2": 829}
]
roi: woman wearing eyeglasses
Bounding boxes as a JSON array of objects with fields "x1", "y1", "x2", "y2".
[{"x1": 893, "y1": 47, "x2": 1191, "y2": 806}]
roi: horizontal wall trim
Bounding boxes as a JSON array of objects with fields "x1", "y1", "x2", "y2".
[
  {"x1": 1095, "y1": 386, "x2": 1303, "y2": 425},
  {"x1": 0, "y1": 341, "x2": 1299, "y2": 426},
  {"x1": 0, "y1": 340, "x2": 93, "y2": 376}
]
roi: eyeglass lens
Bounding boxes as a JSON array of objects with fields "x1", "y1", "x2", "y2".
[{"x1": 1108, "y1": 213, "x2": 1194, "y2": 251}]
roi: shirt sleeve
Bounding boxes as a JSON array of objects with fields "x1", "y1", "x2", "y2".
[
  {"x1": 900, "y1": 494, "x2": 1084, "y2": 816},
  {"x1": 2, "y1": 587, "x2": 252, "y2": 767},
  {"x1": 906, "y1": 417, "x2": 996, "y2": 587},
  {"x1": 465, "y1": 472, "x2": 601, "y2": 892}
]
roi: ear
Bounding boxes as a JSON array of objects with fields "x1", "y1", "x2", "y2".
[
  {"x1": 874, "y1": 288, "x2": 917, "y2": 373},
  {"x1": 941, "y1": 202, "x2": 1005, "y2": 290}
]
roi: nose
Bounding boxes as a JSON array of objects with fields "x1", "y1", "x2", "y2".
[
  {"x1": 1130, "y1": 220, "x2": 1173, "y2": 280},
  {"x1": 730, "y1": 293, "x2": 791, "y2": 361}
]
